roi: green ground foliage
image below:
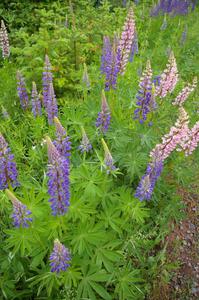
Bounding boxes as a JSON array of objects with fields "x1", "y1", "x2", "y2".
[{"x1": 0, "y1": 1, "x2": 198, "y2": 299}]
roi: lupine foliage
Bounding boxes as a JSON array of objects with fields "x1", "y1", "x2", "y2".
[{"x1": 0, "y1": 1, "x2": 199, "y2": 299}]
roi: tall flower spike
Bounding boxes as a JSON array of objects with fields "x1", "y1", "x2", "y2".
[
  {"x1": 102, "y1": 138, "x2": 116, "y2": 174},
  {"x1": 79, "y1": 127, "x2": 92, "y2": 153},
  {"x1": 31, "y1": 82, "x2": 42, "y2": 117},
  {"x1": 16, "y1": 71, "x2": 29, "y2": 110},
  {"x1": 46, "y1": 82, "x2": 58, "y2": 125},
  {"x1": 134, "y1": 60, "x2": 156, "y2": 124},
  {"x1": 117, "y1": 7, "x2": 136, "y2": 75},
  {"x1": 82, "y1": 63, "x2": 90, "y2": 89},
  {"x1": 151, "y1": 0, "x2": 194, "y2": 17},
  {"x1": 129, "y1": 31, "x2": 138, "y2": 62},
  {"x1": 42, "y1": 54, "x2": 53, "y2": 108},
  {"x1": 96, "y1": 90, "x2": 111, "y2": 133},
  {"x1": 155, "y1": 51, "x2": 178, "y2": 98},
  {"x1": 0, "y1": 20, "x2": 10, "y2": 58},
  {"x1": 1, "y1": 105, "x2": 10, "y2": 119},
  {"x1": 100, "y1": 35, "x2": 120, "y2": 91},
  {"x1": 54, "y1": 117, "x2": 71, "y2": 160},
  {"x1": 0, "y1": 133, "x2": 18, "y2": 190},
  {"x1": 101, "y1": 36, "x2": 112, "y2": 77},
  {"x1": 49, "y1": 239, "x2": 70, "y2": 273},
  {"x1": 150, "y1": 107, "x2": 189, "y2": 160},
  {"x1": 135, "y1": 146, "x2": 163, "y2": 201},
  {"x1": 173, "y1": 77, "x2": 197, "y2": 106},
  {"x1": 46, "y1": 136, "x2": 70, "y2": 216},
  {"x1": 180, "y1": 121, "x2": 199, "y2": 156},
  {"x1": 6, "y1": 189, "x2": 32, "y2": 228}
]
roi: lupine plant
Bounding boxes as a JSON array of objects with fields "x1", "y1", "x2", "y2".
[
  {"x1": 0, "y1": 133, "x2": 18, "y2": 190},
  {"x1": 0, "y1": 20, "x2": 10, "y2": 58},
  {"x1": 16, "y1": 71, "x2": 29, "y2": 110},
  {"x1": 96, "y1": 90, "x2": 111, "y2": 134},
  {"x1": 0, "y1": 1, "x2": 199, "y2": 299},
  {"x1": 151, "y1": 0, "x2": 196, "y2": 16}
]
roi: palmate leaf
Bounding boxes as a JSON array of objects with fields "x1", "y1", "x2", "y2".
[
  {"x1": 71, "y1": 165, "x2": 105, "y2": 200},
  {"x1": 62, "y1": 267, "x2": 82, "y2": 288},
  {"x1": 71, "y1": 223, "x2": 109, "y2": 256},
  {"x1": 95, "y1": 246, "x2": 123, "y2": 273},
  {"x1": 77, "y1": 264, "x2": 111, "y2": 300},
  {"x1": 99, "y1": 207, "x2": 123, "y2": 234},
  {"x1": 68, "y1": 195, "x2": 97, "y2": 222},
  {"x1": 114, "y1": 266, "x2": 145, "y2": 300},
  {"x1": 4, "y1": 228, "x2": 34, "y2": 256},
  {"x1": 27, "y1": 271, "x2": 60, "y2": 297},
  {"x1": 116, "y1": 188, "x2": 150, "y2": 224}
]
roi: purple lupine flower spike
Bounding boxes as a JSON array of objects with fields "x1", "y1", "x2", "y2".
[
  {"x1": 31, "y1": 82, "x2": 42, "y2": 117},
  {"x1": 16, "y1": 71, "x2": 29, "y2": 110},
  {"x1": 151, "y1": 0, "x2": 194, "y2": 16},
  {"x1": 49, "y1": 239, "x2": 70, "y2": 273},
  {"x1": 135, "y1": 146, "x2": 163, "y2": 201},
  {"x1": 82, "y1": 63, "x2": 90, "y2": 89},
  {"x1": 78, "y1": 127, "x2": 92, "y2": 153},
  {"x1": 54, "y1": 117, "x2": 71, "y2": 160},
  {"x1": 0, "y1": 20, "x2": 10, "y2": 58},
  {"x1": 101, "y1": 36, "x2": 112, "y2": 76},
  {"x1": 96, "y1": 90, "x2": 111, "y2": 134},
  {"x1": 46, "y1": 82, "x2": 58, "y2": 125},
  {"x1": 180, "y1": 24, "x2": 188, "y2": 46},
  {"x1": 0, "y1": 133, "x2": 18, "y2": 190},
  {"x1": 160, "y1": 15, "x2": 167, "y2": 30},
  {"x1": 129, "y1": 31, "x2": 138, "y2": 62},
  {"x1": 42, "y1": 54, "x2": 53, "y2": 108},
  {"x1": 102, "y1": 138, "x2": 116, "y2": 174},
  {"x1": 1, "y1": 106, "x2": 10, "y2": 119},
  {"x1": 46, "y1": 136, "x2": 70, "y2": 216},
  {"x1": 101, "y1": 34, "x2": 120, "y2": 91},
  {"x1": 6, "y1": 189, "x2": 32, "y2": 228},
  {"x1": 134, "y1": 60, "x2": 156, "y2": 124},
  {"x1": 155, "y1": 51, "x2": 178, "y2": 98},
  {"x1": 117, "y1": 7, "x2": 136, "y2": 75}
]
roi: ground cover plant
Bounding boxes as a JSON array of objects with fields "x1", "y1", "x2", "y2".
[{"x1": 0, "y1": 0, "x2": 199, "y2": 299}]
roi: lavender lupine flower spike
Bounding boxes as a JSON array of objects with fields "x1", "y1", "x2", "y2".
[
  {"x1": 54, "y1": 117, "x2": 71, "y2": 161},
  {"x1": 100, "y1": 34, "x2": 120, "y2": 91},
  {"x1": 117, "y1": 7, "x2": 136, "y2": 75},
  {"x1": 134, "y1": 60, "x2": 156, "y2": 124},
  {"x1": 135, "y1": 146, "x2": 163, "y2": 201},
  {"x1": 1, "y1": 105, "x2": 10, "y2": 119},
  {"x1": 49, "y1": 239, "x2": 70, "y2": 273},
  {"x1": 150, "y1": 107, "x2": 189, "y2": 160},
  {"x1": 0, "y1": 20, "x2": 10, "y2": 58},
  {"x1": 173, "y1": 77, "x2": 197, "y2": 106},
  {"x1": 101, "y1": 36, "x2": 112, "y2": 77},
  {"x1": 151, "y1": 0, "x2": 194, "y2": 17},
  {"x1": 155, "y1": 51, "x2": 178, "y2": 98},
  {"x1": 17, "y1": 71, "x2": 29, "y2": 110},
  {"x1": 180, "y1": 121, "x2": 199, "y2": 156},
  {"x1": 6, "y1": 189, "x2": 32, "y2": 228},
  {"x1": 0, "y1": 133, "x2": 18, "y2": 190},
  {"x1": 129, "y1": 31, "x2": 138, "y2": 62},
  {"x1": 96, "y1": 90, "x2": 111, "y2": 134},
  {"x1": 82, "y1": 63, "x2": 90, "y2": 89},
  {"x1": 43, "y1": 54, "x2": 53, "y2": 108},
  {"x1": 101, "y1": 138, "x2": 116, "y2": 174},
  {"x1": 46, "y1": 82, "x2": 58, "y2": 125},
  {"x1": 31, "y1": 82, "x2": 42, "y2": 117},
  {"x1": 79, "y1": 127, "x2": 92, "y2": 153},
  {"x1": 46, "y1": 136, "x2": 70, "y2": 216}
]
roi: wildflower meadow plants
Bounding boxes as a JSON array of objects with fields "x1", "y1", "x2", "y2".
[{"x1": 0, "y1": 1, "x2": 199, "y2": 299}]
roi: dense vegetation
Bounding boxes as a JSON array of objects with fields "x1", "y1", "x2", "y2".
[{"x1": 0, "y1": 1, "x2": 198, "y2": 299}]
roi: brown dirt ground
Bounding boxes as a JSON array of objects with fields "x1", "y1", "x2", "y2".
[{"x1": 150, "y1": 188, "x2": 199, "y2": 300}]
